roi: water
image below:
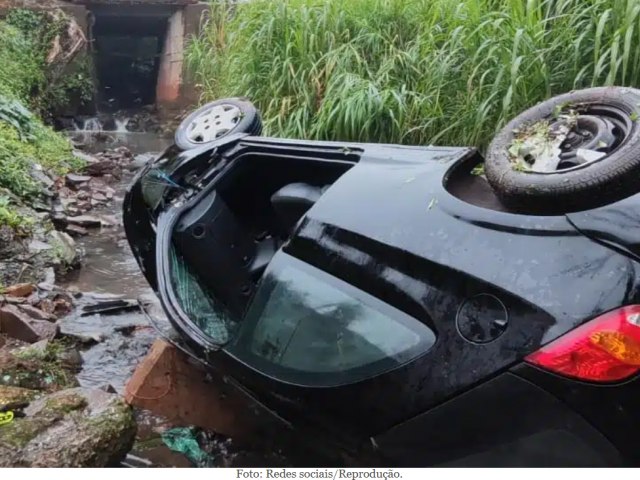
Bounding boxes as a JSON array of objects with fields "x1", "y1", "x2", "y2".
[
  {"x1": 73, "y1": 116, "x2": 132, "y2": 133},
  {"x1": 60, "y1": 132, "x2": 172, "y2": 391},
  {"x1": 115, "y1": 118, "x2": 130, "y2": 133}
]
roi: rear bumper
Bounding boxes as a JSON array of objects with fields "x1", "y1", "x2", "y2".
[
  {"x1": 512, "y1": 363, "x2": 640, "y2": 467},
  {"x1": 374, "y1": 372, "x2": 624, "y2": 467}
]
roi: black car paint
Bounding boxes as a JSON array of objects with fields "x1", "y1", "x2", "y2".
[{"x1": 123, "y1": 136, "x2": 640, "y2": 466}]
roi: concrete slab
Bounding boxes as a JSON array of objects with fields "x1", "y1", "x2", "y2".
[{"x1": 125, "y1": 339, "x2": 284, "y2": 442}]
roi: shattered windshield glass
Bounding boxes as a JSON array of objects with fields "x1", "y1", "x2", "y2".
[{"x1": 169, "y1": 246, "x2": 237, "y2": 345}]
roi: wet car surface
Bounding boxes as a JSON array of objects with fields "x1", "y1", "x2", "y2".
[{"x1": 124, "y1": 134, "x2": 640, "y2": 467}]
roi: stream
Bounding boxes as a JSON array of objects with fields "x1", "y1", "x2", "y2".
[
  {"x1": 60, "y1": 131, "x2": 171, "y2": 393},
  {"x1": 56, "y1": 131, "x2": 296, "y2": 468}
]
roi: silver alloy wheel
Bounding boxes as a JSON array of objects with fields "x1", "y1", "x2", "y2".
[{"x1": 186, "y1": 104, "x2": 242, "y2": 143}]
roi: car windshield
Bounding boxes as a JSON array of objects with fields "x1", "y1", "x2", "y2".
[{"x1": 226, "y1": 254, "x2": 435, "y2": 386}]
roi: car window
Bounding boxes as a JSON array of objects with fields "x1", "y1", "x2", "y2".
[
  {"x1": 226, "y1": 255, "x2": 435, "y2": 386},
  {"x1": 169, "y1": 246, "x2": 237, "y2": 344}
]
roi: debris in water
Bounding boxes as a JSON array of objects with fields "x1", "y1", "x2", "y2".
[
  {"x1": 81, "y1": 299, "x2": 139, "y2": 317},
  {"x1": 162, "y1": 427, "x2": 215, "y2": 468}
]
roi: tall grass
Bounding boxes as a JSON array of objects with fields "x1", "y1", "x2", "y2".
[{"x1": 187, "y1": 0, "x2": 640, "y2": 148}]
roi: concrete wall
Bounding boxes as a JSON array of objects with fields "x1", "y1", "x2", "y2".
[
  {"x1": 1, "y1": 0, "x2": 209, "y2": 111},
  {"x1": 156, "y1": 8, "x2": 183, "y2": 105},
  {"x1": 156, "y1": 3, "x2": 207, "y2": 111}
]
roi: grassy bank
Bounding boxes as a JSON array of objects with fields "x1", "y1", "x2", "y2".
[
  {"x1": 187, "y1": 0, "x2": 640, "y2": 147},
  {"x1": 0, "y1": 10, "x2": 83, "y2": 228}
]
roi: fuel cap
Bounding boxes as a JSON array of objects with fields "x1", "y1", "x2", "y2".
[{"x1": 456, "y1": 294, "x2": 508, "y2": 343}]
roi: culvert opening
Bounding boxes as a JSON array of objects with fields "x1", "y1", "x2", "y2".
[{"x1": 90, "y1": 6, "x2": 175, "y2": 112}]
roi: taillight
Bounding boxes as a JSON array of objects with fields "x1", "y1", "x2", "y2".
[{"x1": 525, "y1": 305, "x2": 640, "y2": 382}]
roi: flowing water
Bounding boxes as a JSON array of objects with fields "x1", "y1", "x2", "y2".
[
  {"x1": 58, "y1": 131, "x2": 298, "y2": 467},
  {"x1": 73, "y1": 117, "x2": 132, "y2": 133},
  {"x1": 60, "y1": 132, "x2": 172, "y2": 392}
]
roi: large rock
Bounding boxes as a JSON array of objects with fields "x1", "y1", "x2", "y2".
[
  {"x1": 0, "y1": 340, "x2": 78, "y2": 392},
  {"x1": 0, "y1": 387, "x2": 136, "y2": 467},
  {"x1": 4, "y1": 283, "x2": 35, "y2": 298},
  {"x1": 0, "y1": 305, "x2": 58, "y2": 343},
  {"x1": 17, "y1": 304, "x2": 57, "y2": 322},
  {"x1": 0, "y1": 385, "x2": 40, "y2": 409}
]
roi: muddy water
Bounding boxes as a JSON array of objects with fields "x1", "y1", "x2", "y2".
[{"x1": 60, "y1": 132, "x2": 172, "y2": 393}]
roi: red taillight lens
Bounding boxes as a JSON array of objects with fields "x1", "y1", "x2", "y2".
[{"x1": 525, "y1": 305, "x2": 640, "y2": 382}]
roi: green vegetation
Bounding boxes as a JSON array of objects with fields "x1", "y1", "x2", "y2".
[
  {"x1": 1, "y1": 339, "x2": 79, "y2": 392},
  {"x1": 0, "y1": 196, "x2": 32, "y2": 233},
  {"x1": 0, "y1": 10, "x2": 86, "y2": 229},
  {"x1": 187, "y1": 0, "x2": 640, "y2": 147}
]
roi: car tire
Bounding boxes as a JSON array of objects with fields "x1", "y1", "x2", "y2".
[
  {"x1": 175, "y1": 98, "x2": 262, "y2": 150},
  {"x1": 485, "y1": 87, "x2": 640, "y2": 214}
]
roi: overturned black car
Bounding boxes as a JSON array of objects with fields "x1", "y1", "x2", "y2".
[{"x1": 124, "y1": 89, "x2": 640, "y2": 467}]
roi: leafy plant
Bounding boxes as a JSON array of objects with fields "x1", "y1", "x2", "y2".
[
  {"x1": 0, "y1": 97, "x2": 36, "y2": 141},
  {"x1": 0, "y1": 196, "x2": 32, "y2": 232}
]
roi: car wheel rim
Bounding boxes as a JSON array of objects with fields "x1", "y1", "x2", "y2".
[
  {"x1": 186, "y1": 104, "x2": 242, "y2": 143},
  {"x1": 509, "y1": 104, "x2": 632, "y2": 173}
]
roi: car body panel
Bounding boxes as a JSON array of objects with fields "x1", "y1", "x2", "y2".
[
  {"x1": 373, "y1": 372, "x2": 622, "y2": 467},
  {"x1": 512, "y1": 363, "x2": 640, "y2": 466},
  {"x1": 123, "y1": 135, "x2": 640, "y2": 466}
]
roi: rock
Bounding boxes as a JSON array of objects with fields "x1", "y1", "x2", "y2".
[
  {"x1": 0, "y1": 387, "x2": 136, "y2": 467},
  {"x1": 23, "y1": 339, "x2": 49, "y2": 355},
  {"x1": 92, "y1": 192, "x2": 108, "y2": 202},
  {"x1": 42, "y1": 268, "x2": 56, "y2": 286},
  {"x1": 98, "y1": 214, "x2": 117, "y2": 227},
  {"x1": 65, "y1": 215, "x2": 102, "y2": 228},
  {"x1": 65, "y1": 224, "x2": 88, "y2": 237},
  {"x1": 53, "y1": 295, "x2": 73, "y2": 316},
  {"x1": 0, "y1": 340, "x2": 78, "y2": 391},
  {"x1": 114, "y1": 146, "x2": 133, "y2": 159},
  {"x1": 4, "y1": 284, "x2": 35, "y2": 298},
  {"x1": 98, "y1": 384, "x2": 117, "y2": 394},
  {"x1": 17, "y1": 304, "x2": 57, "y2": 323},
  {"x1": 82, "y1": 160, "x2": 118, "y2": 177},
  {"x1": 128, "y1": 153, "x2": 155, "y2": 171},
  {"x1": 30, "y1": 164, "x2": 55, "y2": 190},
  {"x1": 36, "y1": 282, "x2": 54, "y2": 292},
  {"x1": 47, "y1": 231, "x2": 77, "y2": 266},
  {"x1": 57, "y1": 349, "x2": 83, "y2": 370},
  {"x1": 59, "y1": 330, "x2": 105, "y2": 346},
  {"x1": 0, "y1": 305, "x2": 58, "y2": 343},
  {"x1": 65, "y1": 174, "x2": 92, "y2": 188},
  {"x1": 3, "y1": 296, "x2": 26, "y2": 305},
  {"x1": 72, "y1": 150, "x2": 100, "y2": 164},
  {"x1": 28, "y1": 240, "x2": 52, "y2": 255},
  {"x1": 0, "y1": 385, "x2": 39, "y2": 410},
  {"x1": 36, "y1": 298, "x2": 55, "y2": 314},
  {"x1": 114, "y1": 325, "x2": 137, "y2": 336}
]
